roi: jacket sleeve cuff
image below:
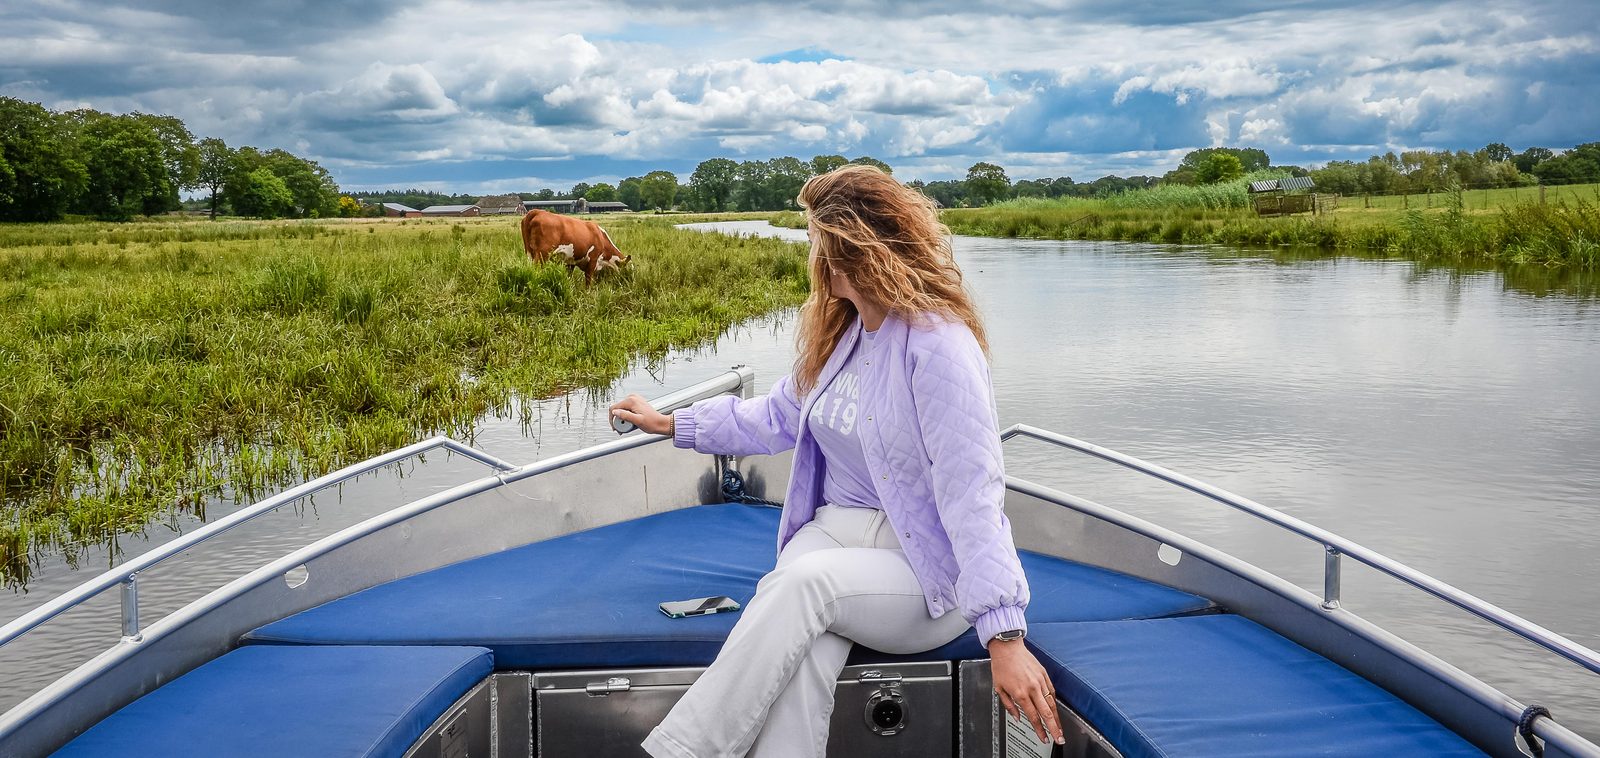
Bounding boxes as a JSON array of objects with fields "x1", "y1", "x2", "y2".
[
  {"x1": 672, "y1": 407, "x2": 697, "y2": 449},
  {"x1": 975, "y1": 605, "x2": 1029, "y2": 650}
]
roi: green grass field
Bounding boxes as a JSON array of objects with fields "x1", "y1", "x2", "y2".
[{"x1": 0, "y1": 214, "x2": 809, "y2": 586}]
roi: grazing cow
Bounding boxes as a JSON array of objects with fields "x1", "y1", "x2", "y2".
[{"x1": 519, "y1": 209, "x2": 631, "y2": 285}]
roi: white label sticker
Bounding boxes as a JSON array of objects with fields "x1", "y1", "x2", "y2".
[{"x1": 1003, "y1": 712, "x2": 1053, "y2": 758}]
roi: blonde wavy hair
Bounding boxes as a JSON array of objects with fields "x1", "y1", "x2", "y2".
[{"x1": 793, "y1": 164, "x2": 988, "y2": 395}]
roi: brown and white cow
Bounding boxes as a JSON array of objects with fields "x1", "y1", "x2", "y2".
[{"x1": 519, "y1": 209, "x2": 631, "y2": 285}]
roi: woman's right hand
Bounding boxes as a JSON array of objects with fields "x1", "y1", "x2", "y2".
[{"x1": 609, "y1": 393, "x2": 673, "y2": 435}]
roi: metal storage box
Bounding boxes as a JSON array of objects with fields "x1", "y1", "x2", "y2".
[{"x1": 534, "y1": 661, "x2": 954, "y2": 756}]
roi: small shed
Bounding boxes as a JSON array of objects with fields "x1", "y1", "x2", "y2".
[
  {"x1": 380, "y1": 203, "x2": 421, "y2": 218},
  {"x1": 1248, "y1": 177, "x2": 1336, "y2": 216},
  {"x1": 420, "y1": 204, "x2": 481, "y2": 217}
]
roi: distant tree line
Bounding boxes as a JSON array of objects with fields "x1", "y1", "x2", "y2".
[
  {"x1": 1308, "y1": 143, "x2": 1600, "y2": 196},
  {"x1": 348, "y1": 189, "x2": 480, "y2": 210},
  {"x1": 0, "y1": 97, "x2": 346, "y2": 222}
]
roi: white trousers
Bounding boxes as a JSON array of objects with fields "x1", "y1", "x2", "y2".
[{"x1": 641, "y1": 504, "x2": 972, "y2": 758}]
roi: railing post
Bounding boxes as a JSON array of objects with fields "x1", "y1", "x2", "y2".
[
  {"x1": 120, "y1": 575, "x2": 141, "y2": 642},
  {"x1": 1322, "y1": 546, "x2": 1342, "y2": 611}
]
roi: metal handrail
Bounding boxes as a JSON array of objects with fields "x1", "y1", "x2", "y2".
[
  {"x1": 0, "y1": 436, "x2": 515, "y2": 650},
  {"x1": 1001, "y1": 423, "x2": 1600, "y2": 678},
  {"x1": 611, "y1": 365, "x2": 755, "y2": 434}
]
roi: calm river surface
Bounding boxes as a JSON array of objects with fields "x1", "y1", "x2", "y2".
[{"x1": 4, "y1": 221, "x2": 1598, "y2": 736}]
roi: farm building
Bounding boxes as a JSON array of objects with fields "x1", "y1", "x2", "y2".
[
  {"x1": 521, "y1": 199, "x2": 631, "y2": 214},
  {"x1": 420, "y1": 204, "x2": 481, "y2": 217},
  {"x1": 1248, "y1": 177, "x2": 1336, "y2": 216},
  {"x1": 522, "y1": 199, "x2": 578, "y2": 213},
  {"x1": 476, "y1": 195, "x2": 524, "y2": 215},
  {"x1": 380, "y1": 203, "x2": 421, "y2": 218}
]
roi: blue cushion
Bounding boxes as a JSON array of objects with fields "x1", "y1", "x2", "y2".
[
  {"x1": 247, "y1": 504, "x2": 1212, "y2": 668},
  {"x1": 1026, "y1": 616, "x2": 1486, "y2": 757},
  {"x1": 53, "y1": 645, "x2": 492, "y2": 758}
]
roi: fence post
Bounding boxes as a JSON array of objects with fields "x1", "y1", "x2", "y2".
[
  {"x1": 1540, "y1": 185, "x2": 1547, "y2": 205},
  {"x1": 1403, "y1": 193, "x2": 1409, "y2": 209},
  {"x1": 1364, "y1": 194, "x2": 1370, "y2": 209}
]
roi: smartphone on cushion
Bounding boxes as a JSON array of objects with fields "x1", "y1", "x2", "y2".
[{"x1": 659, "y1": 596, "x2": 741, "y2": 618}]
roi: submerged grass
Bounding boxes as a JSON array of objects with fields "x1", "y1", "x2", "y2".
[{"x1": 0, "y1": 216, "x2": 809, "y2": 586}]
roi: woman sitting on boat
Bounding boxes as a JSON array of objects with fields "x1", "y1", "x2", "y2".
[{"x1": 610, "y1": 164, "x2": 1064, "y2": 757}]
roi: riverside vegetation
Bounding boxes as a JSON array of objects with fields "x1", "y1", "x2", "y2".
[
  {"x1": 772, "y1": 174, "x2": 1600, "y2": 268},
  {"x1": 0, "y1": 215, "x2": 809, "y2": 586}
]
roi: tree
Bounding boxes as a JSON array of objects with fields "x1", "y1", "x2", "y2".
[
  {"x1": 849, "y1": 156, "x2": 892, "y2": 174},
  {"x1": 586, "y1": 182, "x2": 617, "y2": 202},
  {"x1": 639, "y1": 170, "x2": 678, "y2": 210},
  {"x1": 1482, "y1": 142, "x2": 1513, "y2": 163},
  {"x1": 261, "y1": 149, "x2": 338, "y2": 217},
  {"x1": 734, "y1": 160, "x2": 774, "y2": 211},
  {"x1": 689, "y1": 158, "x2": 739, "y2": 212},
  {"x1": 1012, "y1": 178, "x2": 1052, "y2": 198},
  {"x1": 809, "y1": 154, "x2": 849, "y2": 175},
  {"x1": 131, "y1": 112, "x2": 199, "y2": 204},
  {"x1": 1194, "y1": 153, "x2": 1245, "y2": 184},
  {"x1": 617, "y1": 177, "x2": 643, "y2": 210},
  {"x1": 75, "y1": 112, "x2": 174, "y2": 220},
  {"x1": 1514, "y1": 147, "x2": 1555, "y2": 174},
  {"x1": 230, "y1": 168, "x2": 294, "y2": 218},
  {"x1": 964, "y1": 162, "x2": 1011, "y2": 206},
  {"x1": 766, "y1": 156, "x2": 811, "y2": 210},
  {"x1": 921, "y1": 179, "x2": 967, "y2": 208},
  {"x1": 0, "y1": 152, "x2": 12, "y2": 207},
  {"x1": 0, "y1": 97, "x2": 87, "y2": 221},
  {"x1": 337, "y1": 196, "x2": 362, "y2": 217},
  {"x1": 196, "y1": 137, "x2": 232, "y2": 219},
  {"x1": 1532, "y1": 143, "x2": 1600, "y2": 186},
  {"x1": 1180, "y1": 147, "x2": 1270, "y2": 174},
  {"x1": 1310, "y1": 161, "x2": 1361, "y2": 194},
  {"x1": 569, "y1": 182, "x2": 592, "y2": 199}
]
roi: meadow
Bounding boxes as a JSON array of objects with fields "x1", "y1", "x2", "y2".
[
  {"x1": 937, "y1": 182, "x2": 1600, "y2": 267},
  {"x1": 0, "y1": 214, "x2": 809, "y2": 585}
]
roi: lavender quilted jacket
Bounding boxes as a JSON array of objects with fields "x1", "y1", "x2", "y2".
[{"x1": 672, "y1": 311, "x2": 1030, "y2": 648}]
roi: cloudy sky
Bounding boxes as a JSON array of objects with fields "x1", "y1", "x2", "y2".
[{"x1": 2, "y1": 0, "x2": 1596, "y2": 193}]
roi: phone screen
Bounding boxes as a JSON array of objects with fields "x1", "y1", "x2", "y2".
[{"x1": 661, "y1": 596, "x2": 740, "y2": 617}]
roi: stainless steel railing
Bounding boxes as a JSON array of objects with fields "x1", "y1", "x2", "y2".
[
  {"x1": 0, "y1": 437, "x2": 515, "y2": 649},
  {"x1": 1000, "y1": 423, "x2": 1600, "y2": 678},
  {"x1": 0, "y1": 366, "x2": 755, "y2": 655}
]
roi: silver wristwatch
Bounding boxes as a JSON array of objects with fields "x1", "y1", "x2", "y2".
[{"x1": 992, "y1": 628, "x2": 1026, "y2": 642}]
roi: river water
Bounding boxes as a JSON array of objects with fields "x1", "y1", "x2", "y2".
[{"x1": 4, "y1": 221, "x2": 1598, "y2": 737}]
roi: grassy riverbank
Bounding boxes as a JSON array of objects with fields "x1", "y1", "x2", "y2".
[
  {"x1": 768, "y1": 181, "x2": 1600, "y2": 267},
  {"x1": 0, "y1": 215, "x2": 808, "y2": 586},
  {"x1": 940, "y1": 184, "x2": 1600, "y2": 267}
]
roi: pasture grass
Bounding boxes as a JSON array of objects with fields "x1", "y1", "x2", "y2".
[{"x1": 0, "y1": 215, "x2": 809, "y2": 586}]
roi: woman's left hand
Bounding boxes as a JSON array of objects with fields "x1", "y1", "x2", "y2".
[{"x1": 989, "y1": 638, "x2": 1064, "y2": 745}]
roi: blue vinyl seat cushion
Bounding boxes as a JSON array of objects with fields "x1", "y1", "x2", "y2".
[
  {"x1": 1026, "y1": 616, "x2": 1486, "y2": 757},
  {"x1": 53, "y1": 645, "x2": 492, "y2": 758},
  {"x1": 247, "y1": 503, "x2": 1213, "y2": 668}
]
